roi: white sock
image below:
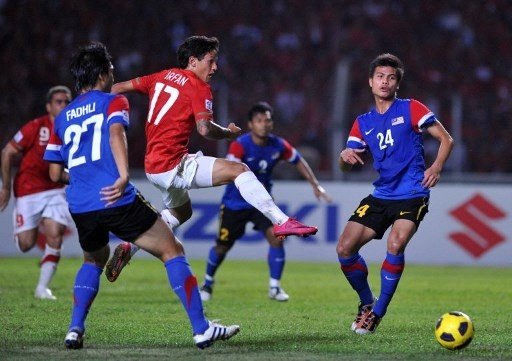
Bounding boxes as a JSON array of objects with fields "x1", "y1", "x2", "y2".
[
  {"x1": 37, "y1": 244, "x2": 60, "y2": 289},
  {"x1": 269, "y1": 278, "x2": 280, "y2": 288},
  {"x1": 161, "y1": 209, "x2": 181, "y2": 231},
  {"x1": 234, "y1": 171, "x2": 288, "y2": 225}
]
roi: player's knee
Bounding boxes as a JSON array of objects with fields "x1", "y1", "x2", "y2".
[
  {"x1": 232, "y1": 162, "x2": 250, "y2": 177},
  {"x1": 215, "y1": 242, "x2": 233, "y2": 256},
  {"x1": 336, "y1": 239, "x2": 352, "y2": 258},
  {"x1": 16, "y1": 235, "x2": 35, "y2": 253},
  {"x1": 387, "y1": 237, "x2": 407, "y2": 254}
]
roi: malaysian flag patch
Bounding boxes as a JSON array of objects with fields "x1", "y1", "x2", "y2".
[
  {"x1": 205, "y1": 99, "x2": 213, "y2": 111},
  {"x1": 391, "y1": 116, "x2": 404, "y2": 126}
]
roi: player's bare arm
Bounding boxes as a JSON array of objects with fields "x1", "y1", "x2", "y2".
[
  {"x1": 111, "y1": 80, "x2": 136, "y2": 94},
  {"x1": 196, "y1": 118, "x2": 241, "y2": 140},
  {"x1": 48, "y1": 163, "x2": 70, "y2": 185},
  {"x1": 0, "y1": 142, "x2": 22, "y2": 211},
  {"x1": 295, "y1": 158, "x2": 332, "y2": 202},
  {"x1": 422, "y1": 121, "x2": 454, "y2": 188},
  {"x1": 339, "y1": 148, "x2": 365, "y2": 172},
  {"x1": 100, "y1": 123, "x2": 129, "y2": 207}
]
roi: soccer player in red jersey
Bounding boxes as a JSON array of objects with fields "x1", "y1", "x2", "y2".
[
  {"x1": 105, "y1": 36, "x2": 317, "y2": 281},
  {"x1": 0, "y1": 86, "x2": 73, "y2": 300}
]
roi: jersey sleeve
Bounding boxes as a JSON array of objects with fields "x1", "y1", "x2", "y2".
[
  {"x1": 43, "y1": 129, "x2": 64, "y2": 163},
  {"x1": 10, "y1": 121, "x2": 38, "y2": 151},
  {"x1": 346, "y1": 119, "x2": 367, "y2": 149},
  {"x1": 226, "y1": 140, "x2": 244, "y2": 162},
  {"x1": 131, "y1": 72, "x2": 157, "y2": 94},
  {"x1": 279, "y1": 138, "x2": 301, "y2": 164},
  {"x1": 191, "y1": 83, "x2": 214, "y2": 123},
  {"x1": 410, "y1": 99, "x2": 436, "y2": 132},
  {"x1": 107, "y1": 95, "x2": 130, "y2": 127}
]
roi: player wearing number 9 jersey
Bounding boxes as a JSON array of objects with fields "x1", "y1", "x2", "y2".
[
  {"x1": 106, "y1": 35, "x2": 318, "y2": 282},
  {"x1": 336, "y1": 54, "x2": 454, "y2": 335}
]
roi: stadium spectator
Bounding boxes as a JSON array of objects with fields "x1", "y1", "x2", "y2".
[{"x1": 0, "y1": 85, "x2": 72, "y2": 300}]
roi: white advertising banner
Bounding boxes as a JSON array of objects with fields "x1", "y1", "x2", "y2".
[{"x1": 1, "y1": 180, "x2": 510, "y2": 266}]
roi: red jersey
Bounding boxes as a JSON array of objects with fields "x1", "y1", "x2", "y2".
[
  {"x1": 10, "y1": 115, "x2": 64, "y2": 197},
  {"x1": 131, "y1": 68, "x2": 213, "y2": 173}
]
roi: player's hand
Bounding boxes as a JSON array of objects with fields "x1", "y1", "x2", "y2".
[
  {"x1": 226, "y1": 123, "x2": 241, "y2": 140},
  {"x1": 0, "y1": 188, "x2": 10, "y2": 211},
  {"x1": 422, "y1": 164, "x2": 442, "y2": 188},
  {"x1": 314, "y1": 185, "x2": 332, "y2": 203},
  {"x1": 100, "y1": 177, "x2": 128, "y2": 207},
  {"x1": 339, "y1": 148, "x2": 365, "y2": 166}
]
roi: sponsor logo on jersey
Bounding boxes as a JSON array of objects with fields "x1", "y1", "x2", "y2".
[
  {"x1": 391, "y1": 116, "x2": 404, "y2": 126},
  {"x1": 365, "y1": 128, "x2": 374, "y2": 135}
]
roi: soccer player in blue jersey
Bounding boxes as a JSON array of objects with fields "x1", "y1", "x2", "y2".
[
  {"x1": 337, "y1": 53, "x2": 454, "y2": 334},
  {"x1": 199, "y1": 102, "x2": 331, "y2": 302},
  {"x1": 43, "y1": 42, "x2": 239, "y2": 349}
]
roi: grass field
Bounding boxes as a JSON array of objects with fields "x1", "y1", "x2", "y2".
[{"x1": 1, "y1": 257, "x2": 511, "y2": 360}]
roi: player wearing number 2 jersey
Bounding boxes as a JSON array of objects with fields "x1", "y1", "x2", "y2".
[
  {"x1": 1, "y1": 85, "x2": 72, "y2": 300},
  {"x1": 44, "y1": 42, "x2": 239, "y2": 350},
  {"x1": 336, "y1": 54, "x2": 454, "y2": 335},
  {"x1": 106, "y1": 35, "x2": 317, "y2": 282}
]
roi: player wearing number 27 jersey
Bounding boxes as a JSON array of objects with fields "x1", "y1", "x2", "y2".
[{"x1": 44, "y1": 91, "x2": 136, "y2": 213}]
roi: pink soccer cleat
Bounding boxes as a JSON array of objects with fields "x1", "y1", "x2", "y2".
[{"x1": 272, "y1": 218, "x2": 318, "y2": 240}]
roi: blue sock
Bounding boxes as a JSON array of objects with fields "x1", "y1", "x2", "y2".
[
  {"x1": 204, "y1": 247, "x2": 225, "y2": 287},
  {"x1": 268, "y1": 245, "x2": 285, "y2": 280},
  {"x1": 69, "y1": 263, "x2": 102, "y2": 333},
  {"x1": 338, "y1": 253, "x2": 374, "y2": 306},
  {"x1": 373, "y1": 252, "x2": 405, "y2": 318},
  {"x1": 165, "y1": 256, "x2": 209, "y2": 335}
]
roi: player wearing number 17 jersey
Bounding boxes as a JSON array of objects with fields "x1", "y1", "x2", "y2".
[
  {"x1": 336, "y1": 53, "x2": 454, "y2": 335},
  {"x1": 44, "y1": 42, "x2": 239, "y2": 349},
  {"x1": 106, "y1": 35, "x2": 317, "y2": 282}
]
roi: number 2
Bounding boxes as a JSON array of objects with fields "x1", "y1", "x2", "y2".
[{"x1": 147, "y1": 82, "x2": 179, "y2": 125}]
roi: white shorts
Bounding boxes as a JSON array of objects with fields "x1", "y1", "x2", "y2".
[
  {"x1": 146, "y1": 151, "x2": 216, "y2": 209},
  {"x1": 13, "y1": 188, "x2": 72, "y2": 234}
]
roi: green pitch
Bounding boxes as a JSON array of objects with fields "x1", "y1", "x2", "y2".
[{"x1": 1, "y1": 257, "x2": 511, "y2": 360}]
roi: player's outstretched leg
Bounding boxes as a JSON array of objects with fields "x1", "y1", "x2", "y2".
[
  {"x1": 232, "y1": 171, "x2": 318, "y2": 239},
  {"x1": 105, "y1": 242, "x2": 139, "y2": 282},
  {"x1": 35, "y1": 244, "x2": 61, "y2": 300},
  {"x1": 267, "y1": 245, "x2": 289, "y2": 301},
  {"x1": 164, "y1": 255, "x2": 240, "y2": 348}
]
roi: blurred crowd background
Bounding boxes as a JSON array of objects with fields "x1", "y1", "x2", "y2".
[{"x1": 1, "y1": 0, "x2": 511, "y2": 178}]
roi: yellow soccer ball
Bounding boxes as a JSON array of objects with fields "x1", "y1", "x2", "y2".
[{"x1": 435, "y1": 311, "x2": 475, "y2": 350}]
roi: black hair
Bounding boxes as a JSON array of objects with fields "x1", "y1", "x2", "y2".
[
  {"x1": 46, "y1": 85, "x2": 71, "y2": 103},
  {"x1": 369, "y1": 53, "x2": 404, "y2": 83},
  {"x1": 69, "y1": 42, "x2": 112, "y2": 92},
  {"x1": 248, "y1": 101, "x2": 273, "y2": 121},
  {"x1": 177, "y1": 36, "x2": 219, "y2": 69}
]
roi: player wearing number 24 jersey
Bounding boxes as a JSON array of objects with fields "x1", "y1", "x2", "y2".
[{"x1": 336, "y1": 53, "x2": 454, "y2": 336}]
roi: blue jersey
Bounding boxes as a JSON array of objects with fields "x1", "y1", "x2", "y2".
[
  {"x1": 347, "y1": 98, "x2": 436, "y2": 200},
  {"x1": 44, "y1": 90, "x2": 136, "y2": 213},
  {"x1": 222, "y1": 133, "x2": 300, "y2": 210}
]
